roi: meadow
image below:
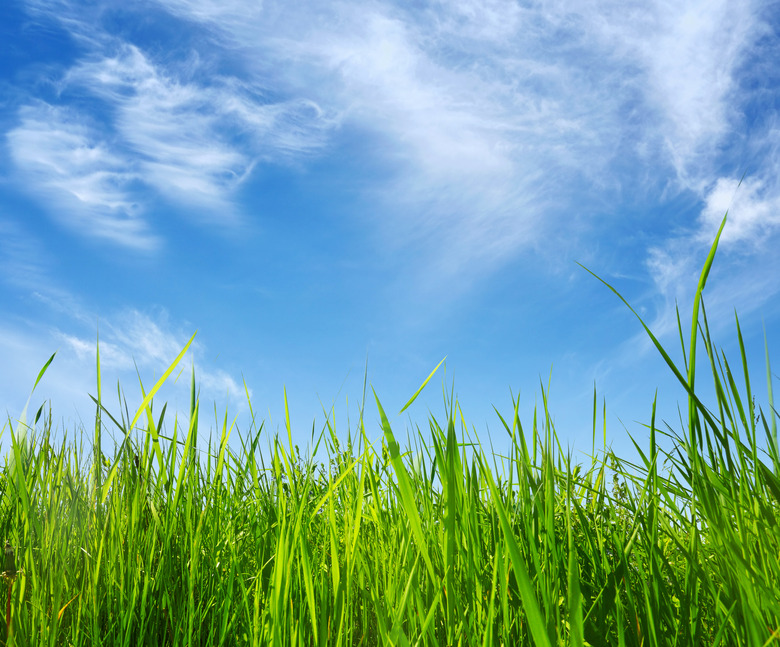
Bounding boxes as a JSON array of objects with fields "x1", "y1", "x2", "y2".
[{"x1": 2, "y1": 215, "x2": 779, "y2": 646}]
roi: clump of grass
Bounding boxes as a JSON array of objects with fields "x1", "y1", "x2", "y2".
[{"x1": 1, "y1": 213, "x2": 779, "y2": 646}]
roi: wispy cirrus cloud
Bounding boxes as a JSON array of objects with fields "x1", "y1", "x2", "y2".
[
  {"x1": 58, "y1": 307, "x2": 242, "y2": 398},
  {"x1": 8, "y1": 0, "x2": 779, "y2": 295},
  {"x1": 65, "y1": 46, "x2": 253, "y2": 219},
  {"x1": 64, "y1": 45, "x2": 332, "y2": 215},
  {"x1": 7, "y1": 102, "x2": 155, "y2": 249},
  {"x1": 582, "y1": 0, "x2": 765, "y2": 189},
  {"x1": 1, "y1": 304, "x2": 246, "y2": 431},
  {"x1": 159, "y1": 0, "x2": 630, "y2": 272},
  {"x1": 147, "y1": 0, "x2": 774, "y2": 277},
  {"x1": 55, "y1": 307, "x2": 246, "y2": 421},
  {"x1": 6, "y1": 10, "x2": 334, "y2": 247}
]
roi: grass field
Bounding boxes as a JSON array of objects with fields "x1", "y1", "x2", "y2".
[{"x1": 2, "y1": 215, "x2": 779, "y2": 646}]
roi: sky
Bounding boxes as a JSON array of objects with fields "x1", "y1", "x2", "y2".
[{"x1": 1, "y1": 0, "x2": 780, "y2": 466}]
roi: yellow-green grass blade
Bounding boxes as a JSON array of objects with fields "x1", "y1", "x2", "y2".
[
  {"x1": 374, "y1": 389, "x2": 437, "y2": 587},
  {"x1": 348, "y1": 452, "x2": 367, "y2": 559},
  {"x1": 481, "y1": 549, "x2": 500, "y2": 647},
  {"x1": 12, "y1": 351, "x2": 56, "y2": 474},
  {"x1": 283, "y1": 386, "x2": 295, "y2": 455},
  {"x1": 31, "y1": 351, "x2": 57, "y2": 394},
  {"x1": 100, "y1": 331, "x2": 196, "y2": 504},
  {"x1": 308, "y1": 453, "x2": 362, "y2": 523},
  {"x1": 171, "y1": 400, "x2": 200, "y2": 513},
  {"x1": 142, "y1": 397, "x2": 168, "y2": 485},
  {"x1": 7, "y1": 421, "x2": 31, "y2": 517},
  {"x1": 687, "y1": 212, "x2": 728, "y2": 402},
  {"x1": 129, "y1": 331, "x2": 196, "y2": 431},
  {"x1": 399, "y1": 356, "x2": 446, "y2": 415},
  {"x1": 389, "y1": 555, "x2": 419, "y2": 647}
]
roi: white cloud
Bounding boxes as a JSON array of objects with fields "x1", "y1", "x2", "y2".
[
  {"x1": 7, "y1": 17, "x2": 334, "y2": 246},
  {"x1": 6, "y1": 103, "x2": 156, "y2": 249},
  {"x1": 65, "y1": 46, "x2": 252, "y2": 216},
  {"x1": 151, "y1": 0, "x2": 265, "y2": 31},
  {"x1": 194, "y1": 2, "x2": 628, "y2": 273},
  {"x1": 429, "y1": 0, "x2": 523, "y2": 41},
  {"x1": 613, "y1": 0, "x2": 761, "y2": 189},
  {"x1": 1, "y1": 306, "x2": 247, "y2": 433},
  {"x1": 10, "y1": 0, "x2": 778, "y2": 287},
  {"x1": 91, "y1": 309, "x2": 243, "y2": 401},
  {"x1": 698, "y1": 176, "x2": 780, "y2": 246},
  {"x1": 142, "y1": 0, "x2": 770, "y2": 276},
  {"x1": 643, "y1": 170, "x2": 780, "y2": 346}
]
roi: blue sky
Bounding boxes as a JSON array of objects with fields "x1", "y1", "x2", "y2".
[{"x1": 2, "y1": 0, "x2": 779, "y2": 462}]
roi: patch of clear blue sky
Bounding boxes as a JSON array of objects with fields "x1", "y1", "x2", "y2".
[{"x1": 1, "y1": 0, "x2": 779, "y2": 469}]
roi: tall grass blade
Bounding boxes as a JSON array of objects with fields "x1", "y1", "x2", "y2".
[{"x1": 399, "y1": 357, "x2": 446, "y2": 414}]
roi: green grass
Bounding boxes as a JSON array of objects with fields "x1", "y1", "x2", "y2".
[{"x1": 2, "y1": 213, "x2": 779, "y2": 646}]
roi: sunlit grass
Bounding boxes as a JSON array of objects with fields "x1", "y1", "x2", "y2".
[{"x1": 1, "y1": 213, "x2": 779, "y2": 646}]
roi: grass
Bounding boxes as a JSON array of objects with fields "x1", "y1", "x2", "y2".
[{"x1": 1, "y1": 213, "x2": 779, "y2": 646}]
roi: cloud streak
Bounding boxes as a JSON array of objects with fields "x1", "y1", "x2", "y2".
[
  {"x1": 56, "y1": 308, "x2": 246, "y2": 422},
  {"x1": 582, "y1": 0, "x2": 765, "y2": 189},
  {"x1": 6, "y1": 18, "x2": 334, "y2": 246},
  {"x1": 7, "y1": 102, "x2": 155, "y2": 249},
  {"x1": 184, "y1": 1, "x2": 630, "y2": 274},
  {"x1": 144, "y1": 0, "x2": 774, "y2": 274},
  {"x1": 64, "y1": 45, "x2": 331, "y2": 214},
  {"x1": 7, "y1": 0, "x2": 779, "y2": 297},
  {"x1": 1, "y1": 305, "x2": 246, "y2": 430}
]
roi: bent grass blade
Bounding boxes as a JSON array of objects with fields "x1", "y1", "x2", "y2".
[{"x1": 101, "y1": 331, "x2": 196, "y2": 504}]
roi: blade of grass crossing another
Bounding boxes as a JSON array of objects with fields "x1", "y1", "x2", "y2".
[
  {"x1": 101, "y1": 331, "x2": 196, "y2": 504},
  {"x1": 686, "y1": 213, "x2": 728, "y2": 454},
  {"x1": 388, "y1": 555, "x2": 418, "y2": 647},
  {"x1": 142, "y1": 394, "x2": 168, "y2": 486},
  {"x1": 576, "y1": 264, "x2": 719, "y2": 435},
  {"x1": 129, "y1": 331, "x2": 197, "y2": 430},
  {"x1": 171, "y1": 401, "x2": 200, "y2": 513}
]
